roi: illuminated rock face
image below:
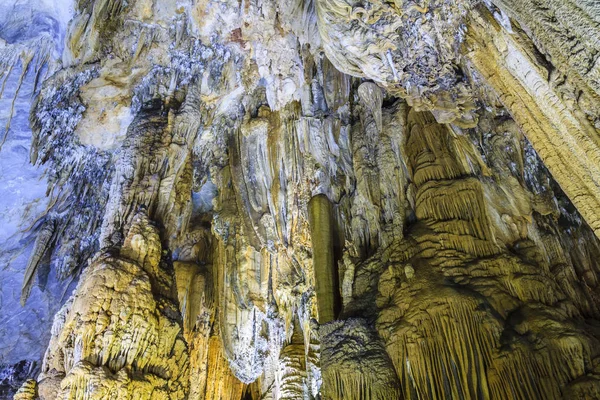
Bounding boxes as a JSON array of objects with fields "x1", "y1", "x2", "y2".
[
  {"x1": 375, "y1": 110, "x2": 600, "y2": 399},
  {"x1": 35, "y1": 212, "x2": 189, "y2": 399},
  {"x1": 2, "y1": 0, "x2": 600, "y2": 399}
]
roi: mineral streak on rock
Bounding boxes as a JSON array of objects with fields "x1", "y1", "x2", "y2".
[{"x1": 3, "y1": 0, "x2": 600, "y2": 399}]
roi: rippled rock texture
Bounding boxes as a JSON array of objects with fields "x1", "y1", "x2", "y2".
[{"x1": 2, "y1": 0, "x2": 600, "y2": 399}]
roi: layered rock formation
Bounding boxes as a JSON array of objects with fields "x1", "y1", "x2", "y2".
[
  {"x1": 1, "y1": 0, "x2": 600, "y2": 399},
  {"x1": 37, "y1": 213, "x2": 189, "y2": 399}
]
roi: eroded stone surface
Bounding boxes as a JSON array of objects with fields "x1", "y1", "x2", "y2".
[{"x1": 36, "y1": 213, "x2": 189, "y2": 399}]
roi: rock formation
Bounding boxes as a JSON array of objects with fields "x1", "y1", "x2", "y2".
[{"x1": 1, "y1": 0, "x2": 600, "y2": 399}]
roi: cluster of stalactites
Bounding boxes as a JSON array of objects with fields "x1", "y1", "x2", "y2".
[
  {"x1": 316, "y1": 0, "x2": 478, "y2": 126},
  {"x1": 11, "y1": 0, "x2": 600, "y2": 399},
  {"x1": 0, "y1": 32, "x2": 55, "y2": 151}
]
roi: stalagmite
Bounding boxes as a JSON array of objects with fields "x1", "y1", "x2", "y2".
[
  {"x1": 12, "y1": 380, "x2": 37, "y2": 400},
  {"x1": 319, "y1": 319, "x2": 401, "y2": 400},
  {"x1": 35, "y1": 212, "x2": 190, "y2": 399},
  {"x1": 375, "y1": 109, "x2": 600, "y2": 399}
]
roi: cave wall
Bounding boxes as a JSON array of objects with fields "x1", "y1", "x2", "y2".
[{"x1": 1, "y1": 0, "x2": 600, "y2": 399}]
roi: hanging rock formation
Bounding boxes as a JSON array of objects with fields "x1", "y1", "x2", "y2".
[
  {"x1": 1, "y1": 0, "x2": 600, "y2": 399},
  {"x1": 308, "y1": 194, "x2": 340, "y2": 324}
]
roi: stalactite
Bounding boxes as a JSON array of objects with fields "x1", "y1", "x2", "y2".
[
  {"x1": 308, "y1": 194, "x2": 339, "y2": 324},
  {"x1": 20, "y1": 219, "x2": 55, "y2": 305},
  {"x1": 357, "y1": 82, "x2": 383, "y2": 133}
]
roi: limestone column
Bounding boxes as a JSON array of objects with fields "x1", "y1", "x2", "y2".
[
  {"x1": 464, "y1": 5, "x2": 600, "y2": 239},
  {"x1": 308, "y1": 194, "x2": 340, "y2": 324}
]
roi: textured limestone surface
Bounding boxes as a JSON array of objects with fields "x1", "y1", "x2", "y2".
[
  {"x1": 1, "y1": 0, "x2": 600, "y2": 399},
  {"x1": 0, "y1": 1, "x2": 75, "y2": 397},
  {"x1": 36, "y1": 212, "x2": 189, "y2": 399}
]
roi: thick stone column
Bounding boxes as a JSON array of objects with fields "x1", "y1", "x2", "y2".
[
  {"x1": 308, "y1": 194, "x2": 340, "y2": 324},
  {"x1": 464, "y1": 5, "x2": 600, "y2": 239}
]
